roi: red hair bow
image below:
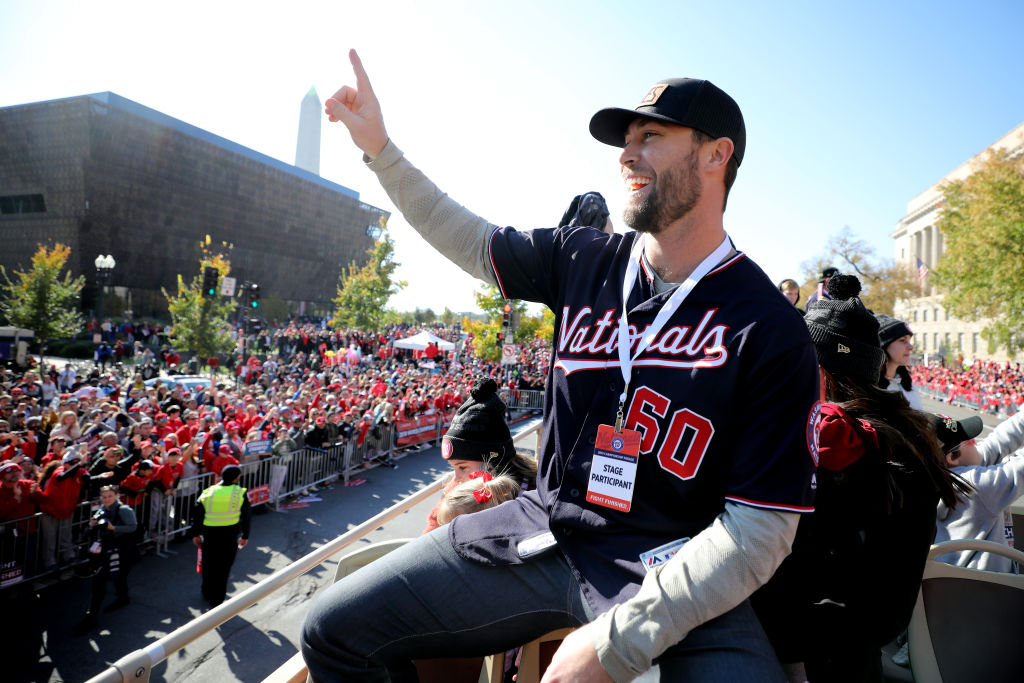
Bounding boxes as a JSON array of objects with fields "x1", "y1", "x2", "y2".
[
  {"x1": 473, "y1": 488, "x2": 492, "y2": 504},
  {"x1": 469, "y1": 471, "x2": 493, "y2": 482}
]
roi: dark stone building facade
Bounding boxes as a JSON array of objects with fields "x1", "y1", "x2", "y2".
[{"x1": 0, "y1": 92, "x2": 388, "y2": 317}]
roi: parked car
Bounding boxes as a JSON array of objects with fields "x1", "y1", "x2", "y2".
[{"x1": 143, "y1": 374, "x2": 211, "y2": 395}]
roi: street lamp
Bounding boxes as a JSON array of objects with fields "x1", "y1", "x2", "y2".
[{"x1": 94, "y1": 254, "x2": 116, "y2": 340}]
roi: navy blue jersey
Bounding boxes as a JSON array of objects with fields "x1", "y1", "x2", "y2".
[{"x1": 451, "y1": 224, "x2": 819, "y2": 614}]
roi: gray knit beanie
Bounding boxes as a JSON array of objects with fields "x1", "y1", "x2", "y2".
[{"x1": 875, "y1": 314, "x2": 913, "y2": 350}]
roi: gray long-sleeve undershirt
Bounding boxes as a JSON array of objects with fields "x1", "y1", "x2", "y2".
[
  {"x1": 363, "y1": 139, "x2": 799, "y2": 680},
  {"x1": 366, "y1": 141, "x2": 499, "y2": 288}
]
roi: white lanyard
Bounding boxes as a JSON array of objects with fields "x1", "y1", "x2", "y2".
[{"x1": 615, "y1": 233, "x2": 732, "y2": 429}]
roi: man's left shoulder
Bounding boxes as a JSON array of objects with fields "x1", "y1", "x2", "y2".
[{"x1": 710, "y1": 255, "x2": 808, "y2": 330}]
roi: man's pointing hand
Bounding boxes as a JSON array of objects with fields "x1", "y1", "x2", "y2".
[{"x1": 325, "y1": 49, "x2": 389, "y2": 160}]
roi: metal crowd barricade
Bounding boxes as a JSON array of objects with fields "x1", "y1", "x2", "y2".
[
  {"x1": 1, "y1": 496, "x2": 155, "y2": 589},
  {"x1": 84, "y1": 419, "x2": 542, "y2": 683},
  {"x1": 274, "y1": 446, "x2": 342, "y2": 501},
  {"x1": 151, "y1": 471, "x2": 217, "y2": 553},
  {"x1": 1, "y1": 510, "x2": 47, "y2": 587},
  {"x1": 501, "y1": 389, "x2": 545, "y2": 413}
]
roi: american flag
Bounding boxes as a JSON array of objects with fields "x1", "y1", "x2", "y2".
[{"x1": 917, "y1": 258, "x2": 929, "y2": 287}]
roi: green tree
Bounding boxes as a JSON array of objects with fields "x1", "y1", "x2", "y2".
[
  {"x1": 933, "y1": 148, "x2": 1024, "y2": 355},
  {"x1": 412, "y1": 307, "x2": 437, "y2": 324},
  {"x1": 441, "y1": 307, "x2": 456, "y2": 326},
  {"x1": 163, "y1": 241, "x2": 237, "y2": 361},
  {"x1": 463, "y1": 287, "x2": 555, "y2": 361},
  {"x1": 474, "y1": 284, "x2": 527, "y2": 321},
  {"x1": 331, "y1": 220, "x2": 406, "y2": 331},
  {"x1": 0, "y1": 243, "x2": 85, "y2": 377},
  {"x1": 801, "y1": 226, "x2": 918, "y2": 315}
]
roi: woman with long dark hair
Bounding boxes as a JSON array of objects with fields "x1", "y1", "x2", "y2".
[{"x1": 753, "y1": 275, "x2": 968, "y2": 682}]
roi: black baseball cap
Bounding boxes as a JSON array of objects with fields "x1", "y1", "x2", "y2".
[
  {"x1": 929, "y1": 414, "x2": 984, "y2": 454},
  {"x1": 589, "y1": 78, "x2": 746, "y2": 166}
]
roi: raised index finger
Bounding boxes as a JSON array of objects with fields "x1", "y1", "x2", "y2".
[{"x1": 349, "y1": 49, "x2": 375, "y2": 96}]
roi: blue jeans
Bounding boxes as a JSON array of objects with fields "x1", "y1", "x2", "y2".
[{"x1": 301, "y1": 527, "x2": 784, "y2": 682}]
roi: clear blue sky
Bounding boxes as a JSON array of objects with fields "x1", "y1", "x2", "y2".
[{"x1": 2, "y1": 0, "x2": 1021, "y2": 313}]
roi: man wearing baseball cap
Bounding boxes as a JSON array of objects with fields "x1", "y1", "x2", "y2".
[{"x1": 303, "y1": 55, "x2": 817, "y2": 681}]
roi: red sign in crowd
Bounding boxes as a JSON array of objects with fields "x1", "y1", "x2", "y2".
[{"x1": 394, "y1": 411, "x2": 458, "y2": 447}]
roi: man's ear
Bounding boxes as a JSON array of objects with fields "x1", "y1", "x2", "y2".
[
  {"x1": 704, "y1": 137, "x2": 735, "y2": 172},
  {"x1": 945, "y1": 451, "x2": 959, "y2": 467}
]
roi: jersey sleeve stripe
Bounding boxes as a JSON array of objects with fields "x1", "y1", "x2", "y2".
[
  {"x1": 488, "y1": 227, "x2": 509, "y2": 299},
  {"x1": 724, "y1": 495, "x2": 814, "y2": 513}
]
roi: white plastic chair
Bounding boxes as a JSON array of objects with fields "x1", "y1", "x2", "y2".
[
  {"x1": 908, "y1": 539, "x2": 1024, "y2": 682},
  {"x1": 333, "y1": 538, "x2": 413, "y2": 583}
]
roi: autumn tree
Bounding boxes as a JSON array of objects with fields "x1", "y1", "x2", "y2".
[
  {"x1": 0, "y1": 243, "x2": 85, "y2": 376},
  {"x1": 163, "y1": 237, "x2": 237, "y2": 360},
  {"x1": 331, "y1": 220, "x2": 406, "y2": 331},
  {"x1": 932, "y1": 147, "x2": 1024, "y2": 355},
  {"x1": 801, "y1": 226, "x2": 918, "y2": 315},
  {"x1": 464, "y1": 285, "x2": 553, "y2": 361}
]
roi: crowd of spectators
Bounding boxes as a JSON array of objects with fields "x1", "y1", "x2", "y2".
[
  {"x1": 0, "y1": 322, "x2": 551, "y2": 584},
  {"x1": 911, "y1": 360, "x2": 1024, "y2": 416}
]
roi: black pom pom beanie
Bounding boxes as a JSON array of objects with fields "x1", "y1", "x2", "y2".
[
  {"x1": 804, "y1": 274, "x2": 886, "y2": 384},
  {"x1": 441, "y1": 378, "x2": 515, "y2": 472}
]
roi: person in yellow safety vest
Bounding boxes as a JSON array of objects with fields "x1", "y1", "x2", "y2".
[{"x1": 190, "y1": 464, "x2": 251, "y2": 606}]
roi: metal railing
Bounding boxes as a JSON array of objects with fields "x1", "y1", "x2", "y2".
[
  {"x1": 84, "y1": 419, "x2": 542, "y2": 683},
  {"x1": 501, "y1": 389, "x2": 545, "y2": 413},
  {"x1": 1, "y1": 496, "x2": 157, "y2": 588}
]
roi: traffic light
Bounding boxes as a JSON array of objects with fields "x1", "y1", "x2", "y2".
[
  {"x1": 496, "y1": 331, "x2": 504, "y2": 343},
  {"x1": 202, "y1": 266, "x2": 218, "y2": 298},
  {"x1": 250, "y1": 283, "x2": 261, "y2": 309}
]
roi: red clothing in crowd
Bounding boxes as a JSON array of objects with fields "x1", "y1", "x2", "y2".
[
  {"x1": 176, "y1": 423, "x2": 199, "y2": 446},
  {"x1": 0, "y1": 479, "x2": 41, "y2": 521},
  {"x1": 39, "y1": 464, "x2": 88, "y2": 519},
  {"x1": 210, "y1": 453, "x2": 240, "y2": 476},
  {"x1": 120, "y1": 470, "x2": 155, "y2": 506},
  {"x1": 154, "y1": 461, "x2": 183, "y2": 492}
]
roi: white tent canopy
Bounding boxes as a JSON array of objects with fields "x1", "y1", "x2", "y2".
[{"x1": 392, "y1": 331, "x2": 455, "y2": 351}]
